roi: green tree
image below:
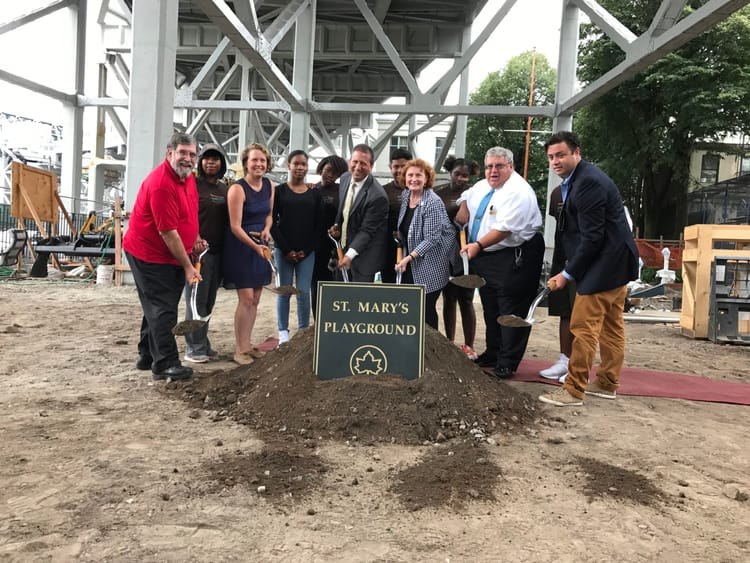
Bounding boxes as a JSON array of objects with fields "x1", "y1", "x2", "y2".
[
  {"x1": 466, "y1": 51, "x2": 556, "y2": 204},
  {"x1": 574, "y1": 1, "x2": 750, "y2": 238}
]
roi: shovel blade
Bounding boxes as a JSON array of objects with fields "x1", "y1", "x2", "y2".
[
  {"x1": 450, "y1": 275, "x2": 486, "y2": 289},
  {"x1": 496, "y1": 314, "x2": 544, "y2": 328},
  {"x1": 269, "y1": 285, "x2": 300, "y2": 295},
  {"x1": 172, "y1": 319, "x2": 207, "y2": 336}
]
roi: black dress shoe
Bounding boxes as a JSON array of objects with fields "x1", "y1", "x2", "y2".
[
  {"x1": 490, "y1": 366, "x2": 514, "y2": 379},
  {"x1": 136, "y1": 354, "x2": 153, "y2": 371},
  {"x1": 152, "y1": 365, "x2": 193, "y2": 381},
  {"x1": 474, "y1": 351, "x2": 497, "y2": 368}
]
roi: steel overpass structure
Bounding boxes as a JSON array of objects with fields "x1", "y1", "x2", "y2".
[{"x1": 1, "y1": 0, "x2": 748, "y2": 230}]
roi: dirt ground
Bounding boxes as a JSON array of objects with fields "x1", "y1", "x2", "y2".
[{"x1": 0, "y1": 277, "x2": 748, "y2": 562}]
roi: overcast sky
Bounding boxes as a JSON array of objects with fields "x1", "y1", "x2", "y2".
[{"x1": 0, "y1": 0, "x2": 564, "y2": 124}]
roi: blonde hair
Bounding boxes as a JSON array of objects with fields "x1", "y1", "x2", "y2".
[{"x1": 240, "y1": 143, "x2": 272, "y2": 175}]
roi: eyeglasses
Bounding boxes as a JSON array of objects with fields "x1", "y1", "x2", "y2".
[
  {"x1": 175, "y1": 149, "x2": 197, "y2": 159},
  {"x1": 485, "y1": 162, "x2": 511, "y2": 170}
]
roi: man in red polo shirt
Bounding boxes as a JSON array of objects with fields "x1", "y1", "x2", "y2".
[{"x1": 123, "y1": 132, "x2": 206, "y2": 381}]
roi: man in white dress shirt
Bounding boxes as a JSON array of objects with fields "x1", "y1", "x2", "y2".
[{"x1": 456, "y1": 146, "x2": 545, "y2": 378}]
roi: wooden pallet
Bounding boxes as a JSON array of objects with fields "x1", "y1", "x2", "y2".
[{"x1": 680, "y1": 224, "x2": 750, "y2": 338}]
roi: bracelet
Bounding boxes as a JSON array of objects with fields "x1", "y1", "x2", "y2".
[
  {"x1": 475, "y1": 241, "x2": 484, "y2": 251},
  {"x1": 410, "y1": 253, "x2": 417, "y2": 260}
]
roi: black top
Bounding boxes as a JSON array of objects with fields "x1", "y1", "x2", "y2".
[
  {"x1": 398, "y1": 205, "x2": 415, "y2": 248},
  {"x1": 382, "y1": 181, "x2": 405, "y2": 237},
  {"x1": 195, "y1": 176, "x2": 228, "y2": 253},
  {"x1": 270, "y1": 183, "x2": 322, "y2": 255},
  {"x1": 548, "y1": 184, "x2": 565, "y2": 274},
  {"x1": 434, "y1": 183, "x2": 465, "y2": 224}
]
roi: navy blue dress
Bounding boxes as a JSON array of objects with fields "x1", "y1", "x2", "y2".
[{"x1": 223, "y1": 178, "x2": 273, "y2": 289}]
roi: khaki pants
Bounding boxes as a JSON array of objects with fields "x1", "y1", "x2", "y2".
[{"x1": 563, "y1": 285, "x2": 628, "y2": 400}]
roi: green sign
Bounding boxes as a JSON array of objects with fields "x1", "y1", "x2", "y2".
[{"x1": 314, "y1": 282, "x2": 425, "y2": 380}]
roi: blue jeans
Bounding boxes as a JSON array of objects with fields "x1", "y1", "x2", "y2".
[{"x1": 274, "y1": 248, "x2": 314, "y2": 332}]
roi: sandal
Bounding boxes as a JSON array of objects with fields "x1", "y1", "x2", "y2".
[
  {"x1": 233, "y1": 352, "x2": 255, "y2": 365},
  {"x1": 247, "y1": 347, "x2": 266, "y2": 359},
  {"x1": 461, "y1": 344, "x2": 478, "y2": 361}
]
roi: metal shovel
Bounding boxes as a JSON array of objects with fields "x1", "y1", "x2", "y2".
[
  {"x1": 248, "y1": 232, "x2": 300, "y2": 295},
  {"x1": 450, "y1": 227, "x2": 486, "y2": 289},
  {"x1": 393, "y1": 231, "x2": 403, "y2": 285},
  {"x1": 497, "y1": 280, "x2": 556, "y2": 327},
  {"x1": 172, "y1": 248, "x2": 211, "y2": 336},
  {"x1": 328, "y1": 231, "x2": 349, "y2": 283}
]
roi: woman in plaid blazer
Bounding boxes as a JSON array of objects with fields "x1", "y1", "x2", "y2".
[{"x1": 394, "y1": 159, "x2": 458, "y2": 329}]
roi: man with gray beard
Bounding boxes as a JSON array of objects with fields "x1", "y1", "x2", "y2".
[{"x1": 123, "y1": 132, "x2": 206, "y2": 381}]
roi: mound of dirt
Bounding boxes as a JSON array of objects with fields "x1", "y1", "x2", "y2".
[
  {"x1": 573, "y1": 456, "x2": 670, "y2": 507},
  {"x1": 163, "y1": 327, "x2": 539, "y2": 509},
  {"x1": 389, "y1": 440, "x2": 504, "y2": 511},
  {"x1": 167, "y1": 327, "x2": 539, "y2": 445},
  {"x1": 201, "y1": 441, "x2": 330, "y2": 501}
]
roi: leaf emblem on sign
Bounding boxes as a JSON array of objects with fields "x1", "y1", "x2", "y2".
[{"x1": 353, "y1": 350, "x2": 384, "y2": 375}]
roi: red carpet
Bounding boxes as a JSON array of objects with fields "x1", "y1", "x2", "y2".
[
  {"x1": 513, "y1": 358, "x2": 750, "y2": 406},
  {"x1": 259, "y1": 338, "x2": 750, "y2": 405}
]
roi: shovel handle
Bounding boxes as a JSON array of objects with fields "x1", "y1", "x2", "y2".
[
  {"x1": 458, "y1": 228, "x2": 470, "y2": 276},
  {"x1": 248, "y1": 231, "x2": 273, "y2": 260},
  {"x1": 396, "y1": 246, "x2": 403, "y2": 263}
]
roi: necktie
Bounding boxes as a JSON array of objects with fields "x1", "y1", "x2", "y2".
[
  {"x1": 560, "y1": 177, "x2": 570, "y2": 202},
  {"x1": 469, "y1": 188, "x2": 494, "y2": 243},
  {"x1": 341, "y1": 182, "x2": 357, "y2": 247}
]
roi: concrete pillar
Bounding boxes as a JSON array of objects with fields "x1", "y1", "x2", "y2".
[
  {"x1": 454, "y1": 24, "x2": 471, "y2": 157},
  {"x1": 288, "y1": 2, "x2": 314, "y2": 152},
  {"x1": 237, "y1": 56, "x2": 252, "y2": 166},
  {"x1": 95, "y1": 63, "x2": 107, "y2": 158},
  {"x1": 124, "y1": 0, "x2": 179, "y2": 210},
  {"x1": 544, "y1": 0, "x2": 579, "y2": 253},
  {"x1": 59, "y1": 0, "x2": 87, "y2": 214}
]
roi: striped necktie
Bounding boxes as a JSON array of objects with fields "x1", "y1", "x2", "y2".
[{"x1": 341, "y1": 181, "x2": 358, "y2": 247}]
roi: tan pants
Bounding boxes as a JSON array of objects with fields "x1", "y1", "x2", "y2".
[{"x1": 563, "y1": 285, "x2": 628, "y2": 400}]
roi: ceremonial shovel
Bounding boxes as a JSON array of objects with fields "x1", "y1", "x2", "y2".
[
  {"x1": 248, "y1": 232, "x2": 300, "y2": 295},
  {"x1": 449, "y1": 227, "x2": 486, "y2": 289},
  {"x1": 497, "y1": 280, "x2": 557, "y2": 327},
  {"x1": 393, "y1": 232, "x2": 403, "y2": 285},
  {"x1": 328, "y1": 232, "x2": 349, "y2": 283},
  {"x1": 172, "y1": 248, "x2": 211, "y2": 336}
]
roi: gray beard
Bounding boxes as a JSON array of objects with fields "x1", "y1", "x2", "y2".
[{"x1": 171, "y1": 162, "x2": 192, "y2": 179}]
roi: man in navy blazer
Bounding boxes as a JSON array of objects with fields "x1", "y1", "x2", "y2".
[
  {"x1": 540, "y1": 131, "x2": 638, "y2": 407},
  {"x1": 330, "y1": 144, "x2": 388, "y2": 282}
]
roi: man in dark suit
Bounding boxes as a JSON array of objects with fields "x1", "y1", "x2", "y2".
[
  {"x1": 539, "y1": 131, "x2": 638, "y2": 407},
  {"x1": 330, "y1": 144, "x2": 388, "y2": 282}
]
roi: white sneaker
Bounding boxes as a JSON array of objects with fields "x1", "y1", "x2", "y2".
[
  {"x1": 184, "y1": 353, "x2": 209, "y2": 363},
  {"x1": 540, "y1": 354, "x2": 569, "y2": 382},
  {"x1": 278, "y1": 330, "x2": 290, "y2": 345}
]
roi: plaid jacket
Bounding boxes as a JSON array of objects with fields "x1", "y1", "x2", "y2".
[{"x1": 397, "y1": 189, "x2": 458, "y2": 293}]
